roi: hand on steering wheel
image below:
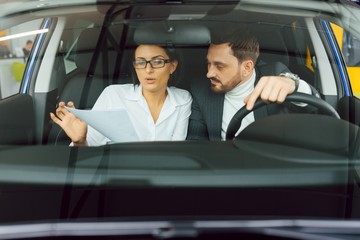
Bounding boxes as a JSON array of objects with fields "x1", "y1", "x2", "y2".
[{"x1": 226, "y1": 92, "x2": 340, "y2": 140}]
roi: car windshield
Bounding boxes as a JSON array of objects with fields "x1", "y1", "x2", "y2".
[{"x1": 0, "y1": 0, "x2": 360, "y2": 239}]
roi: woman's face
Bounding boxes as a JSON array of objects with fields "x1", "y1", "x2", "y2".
[{"x1": 134, "y1": 45, "x2": 177, "y2": 94}]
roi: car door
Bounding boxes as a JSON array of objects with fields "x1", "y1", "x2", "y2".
[
  {"x1": 328, "y1": 21, "x2": 360, "y2": 126},
  {"x1": 0, "y1": 19, "x2": 46, "y2": 144}
]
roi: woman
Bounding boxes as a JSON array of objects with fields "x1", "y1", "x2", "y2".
[{"x1": 50, "y1": 45, "x2": 192, "y2": 146}]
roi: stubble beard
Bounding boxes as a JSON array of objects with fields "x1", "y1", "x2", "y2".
[{"x1": 210, "y1": 74, "x2": 243, "y2": 94}]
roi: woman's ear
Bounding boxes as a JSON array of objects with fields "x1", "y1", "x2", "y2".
[{"x1": 170, "y1": 59, "x2": 178, "y2": 73}]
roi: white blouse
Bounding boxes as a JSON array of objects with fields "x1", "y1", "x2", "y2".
[{"x1": 84, "y1": 84, "x2": 192, "y2": 146}]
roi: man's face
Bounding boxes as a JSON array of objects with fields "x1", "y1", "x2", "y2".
[{"x1": 206, "y1": 43, "x2": 249, "y2": 93}]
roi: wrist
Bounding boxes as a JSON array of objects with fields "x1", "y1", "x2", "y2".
[
  {"x1": 73, "y1": 139, "x2": 88, "y2": 146},
  {"x1": 279, "y1": 72, "x2": 300, "y2": 92},
  {"x1": 72, "y1": 135, "x2": 87, "y2": 145}
]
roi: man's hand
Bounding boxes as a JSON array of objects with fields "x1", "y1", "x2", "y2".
[
  {"x1": 50, "y1": 101, "x2": 88, "y2": 145},
  {"x1": 244, "y1": 76, "x2": 296, "y2": 110}
]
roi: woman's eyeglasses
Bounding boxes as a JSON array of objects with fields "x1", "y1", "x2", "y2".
[{"x1": 133, "y1": 59, "x2": 171, "y2": 69}]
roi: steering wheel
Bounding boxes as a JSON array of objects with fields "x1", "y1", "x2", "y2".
[{"x1": 226, "y1": 92, "x2": 340, "y2": 140}]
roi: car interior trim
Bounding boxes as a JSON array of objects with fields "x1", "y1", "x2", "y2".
[
  {"x1": 305, "y1": 18, "x2": 337, "y2": 96},
  {"x1": 321, "y1": 19, "x2": 350, "y2": 97},
  {"x1": 20, "y1": 18, "x2": 52, "y2": 94}
]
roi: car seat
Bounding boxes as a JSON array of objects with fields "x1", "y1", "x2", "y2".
[
  {"x1": 59, "y1": 27, "x2": 130, "y2": 109},
  {"x1": 256, "y1": 31, "x2": 315, "y2": 87},
  {"x1": 48, "y1": 27, "x2": 132, "y2": 145},
  {"x1": 257, "y1": 31, "x2": 290, "y2": 67}
]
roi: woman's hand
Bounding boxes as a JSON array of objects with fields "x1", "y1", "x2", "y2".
[{"x1": 50, "y1": 101, "x2": 88, "y2": 145}]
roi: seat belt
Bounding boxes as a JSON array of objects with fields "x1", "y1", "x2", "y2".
[{"x1": 78, "y1": 5, "x2": 117, "y2": 109}]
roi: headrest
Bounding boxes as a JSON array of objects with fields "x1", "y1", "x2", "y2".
[
  {"x1": 74, "y1": 28, "x2": 119, "y2": 77},
  {"x1": 133, "y1": 22, "x2": 211, "y2": 46},
  {"x1": 257, "y1": 31, "x2": 289, "y2": 66}
]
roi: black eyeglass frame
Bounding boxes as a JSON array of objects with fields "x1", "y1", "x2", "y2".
[{"x1": 133, "y1": 59, "x2": 172, "y2": 69}]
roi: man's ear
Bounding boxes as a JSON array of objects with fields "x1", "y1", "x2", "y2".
[
  {"x1": 242, "y1": 60, "x2": 254, "y2": 77},
  {"x1": 244, "y1": 60, "x2": 254, "y2": 72}
]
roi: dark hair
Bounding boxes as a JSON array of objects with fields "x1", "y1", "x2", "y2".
[
  {"x1": 211, "y1": 29, "x2": 260, "y2": 64},
  {"x1": 26, "y1": 40, "x2": 33, "y2": 45},
  {"x1": 132, "y1": 45, "x2": 179, "y2": 86}
]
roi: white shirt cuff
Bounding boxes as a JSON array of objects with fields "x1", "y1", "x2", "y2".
[
  {"x1": 292, "y1": 79, "x2": 312, "y2": 107},
  {"x1": 298, "y1": 79, "x2": 312, "y2": 94}
]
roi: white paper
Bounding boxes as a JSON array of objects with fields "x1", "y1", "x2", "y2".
[{"x1": 65, "y1": 107, "x2": 139, "y2": 143}]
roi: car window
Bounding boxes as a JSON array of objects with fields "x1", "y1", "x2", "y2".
[
  {"x1": 288, "y1": 20, "x2": 317, "y2": 88},
  {"x1": 63, "y1": 21, "x2": 95, "y2": 74},
  {"x1": 330, "y1": 22, "x2": 360, "y2": 98},
  {"x1": 0, "y1": 19, "x2": 42, "y2": 99}
]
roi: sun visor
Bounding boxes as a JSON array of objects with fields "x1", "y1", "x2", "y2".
[{"x1": 133, "y1": 23, "x2": 211, "y2": 46}]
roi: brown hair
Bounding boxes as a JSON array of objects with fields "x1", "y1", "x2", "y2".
[{"x1": 211, "y1": 29, "x2": 260, "y2": 64}]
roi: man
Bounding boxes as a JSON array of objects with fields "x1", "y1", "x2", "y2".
[
  {"x1": 22, "y1": 40, "x2": 33, "y2": 58},
  {"x1": 187, "y1": 30, "x2": 319, "y2": 141}
]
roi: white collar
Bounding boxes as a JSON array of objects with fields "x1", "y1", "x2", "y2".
[
  {"x1": 125, "y1": 84, "x2": 187, "y2": 107},
  {"x1": 227, "y1": 69, "x2": 256, "y2": 97}
]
